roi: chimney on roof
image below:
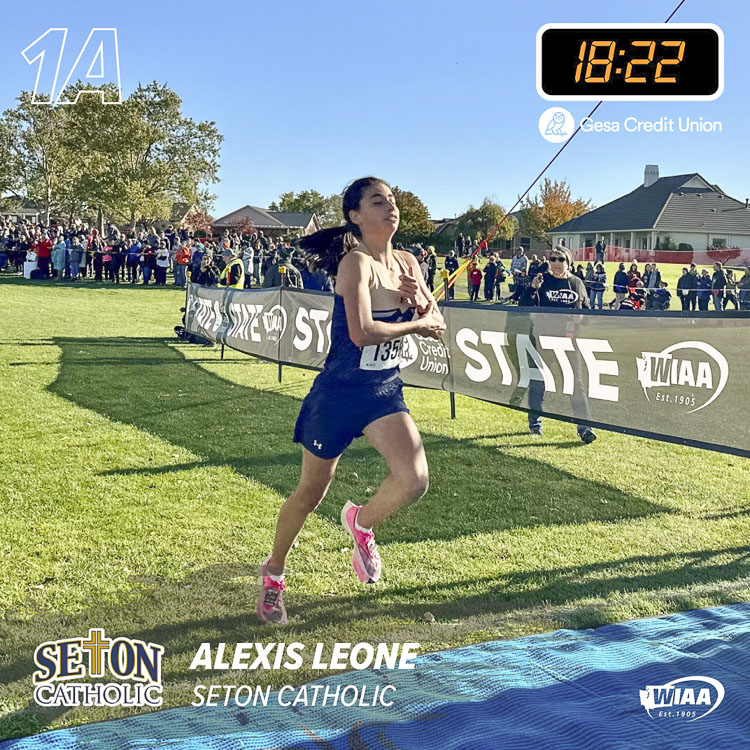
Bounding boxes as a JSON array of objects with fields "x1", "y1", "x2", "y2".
[{"x1": 644, "y1": 165, "x2": 659, "y2": 187}]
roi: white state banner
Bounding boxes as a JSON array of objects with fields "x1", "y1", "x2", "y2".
[{"x1": 185, "y1": 283, "x2": 750, "y2": 458}]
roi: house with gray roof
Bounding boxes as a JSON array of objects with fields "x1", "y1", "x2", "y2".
[
  {"x1": 551, "y1": 165, "x2": 750, "y2": 255},
  {"x1": 213, "y1": 205, "x2": 320, "y2": 237},
  {"x1": 1, "y1": 199, "x2": 42, "y2": 223}
]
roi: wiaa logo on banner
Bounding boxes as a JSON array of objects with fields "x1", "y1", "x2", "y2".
[
  {"x1": 635, "y1": 341, "x2": 728, "y2": 413},
  {"x1": 639, "y1": 676, "x2": 724, "y2": 721},
  {"x1": 263, "y1": 304, "x2": 288, "y2": 343}
]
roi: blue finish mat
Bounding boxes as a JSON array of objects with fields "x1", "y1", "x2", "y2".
[{"x1": 4, "y1": 603, "x2": 749, "y2": 749}]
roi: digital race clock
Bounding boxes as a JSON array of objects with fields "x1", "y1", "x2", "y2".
[{"x1": 537, "y1": 23, "x2": 723, "y2": 101}]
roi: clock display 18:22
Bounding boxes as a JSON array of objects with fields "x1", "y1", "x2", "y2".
[
  {"x1": 537, "y1": 25, "x2": 722, "y2": 100},
  {"x1": 576, "y1": 40, "x2": 685, "y2": 84}
]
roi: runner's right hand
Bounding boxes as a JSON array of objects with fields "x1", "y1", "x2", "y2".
[{"x1": 415, "y1": 309, "x2": 446, "y2": 340}]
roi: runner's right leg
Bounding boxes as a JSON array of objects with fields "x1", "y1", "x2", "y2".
[
  {"x1": 258, "y1": 449, "x2": 339, "y2": 624},
  {"x1": 269, "y1": 448, "x2": 339, "y2": 570}
]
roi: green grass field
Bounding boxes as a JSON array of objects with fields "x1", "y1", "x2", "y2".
[{"x1": 1, "y1": 268, "x2": 749, "y2": 739}]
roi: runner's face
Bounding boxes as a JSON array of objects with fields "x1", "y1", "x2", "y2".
[{"x1": 350, "y1": 183, "x2": 399, "y2": 238}]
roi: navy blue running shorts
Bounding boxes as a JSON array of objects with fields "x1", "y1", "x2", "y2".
[{"x1": 294, "y1": 374, "x2": 409, "y2": 459}]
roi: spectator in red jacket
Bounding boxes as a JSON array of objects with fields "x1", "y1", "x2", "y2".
[
  {"x1": 620, "y1": 280, "x2": 646, "y2": 310},
  {"x1": 34, "y1": 233, "x2": 52, "y2": 278},
  {"x1": 469, "y1": 261, "x2": 482, "y2": 302},
  {"x1": 627, "y1": 262, "x2": 642, "y2": 289}
]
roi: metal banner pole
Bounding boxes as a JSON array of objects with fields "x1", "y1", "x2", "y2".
[
  {"x1": 278, "y1": 265, "x2": 286, "y2": 382},
  {"x1": 441, "y1": 269, "x2": 456, "y2": 420}
]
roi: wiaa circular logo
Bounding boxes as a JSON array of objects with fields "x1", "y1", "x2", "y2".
[
  {"x1": 635, "y1": 341, "x2": 729, "y2": 413},
  {"x1": 263, "y1": 304, "x2": 288, "y2": 343},
  {"x1": 640, "y1": 676, "x2": 724, "y2": 722}
]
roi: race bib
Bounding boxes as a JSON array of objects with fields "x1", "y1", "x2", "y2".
[{"x1": 359, "y1": 338, "x2": 405, "y2": 370}]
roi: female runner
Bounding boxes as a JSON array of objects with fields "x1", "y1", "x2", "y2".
[{"x1": 258, "y1": 177, "x2": 445, "y2": 624}]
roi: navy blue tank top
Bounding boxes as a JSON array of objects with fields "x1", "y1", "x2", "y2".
[{"x1": 320, "y1": 250, "x2": 416, "y2": 386}]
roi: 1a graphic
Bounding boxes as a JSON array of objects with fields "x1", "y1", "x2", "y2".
[{"x1": 21, "y1": 28, "x2": 122, "y2": 104}]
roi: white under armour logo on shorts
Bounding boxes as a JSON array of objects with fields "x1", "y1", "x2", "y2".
[{"x1": 313, "y1": 440, "x2": 322, "y2": 450}]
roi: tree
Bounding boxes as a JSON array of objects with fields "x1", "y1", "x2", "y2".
[
  {"x1": 0, "y1": 119, "x2": 17, "y2": 199},
  {"x1": 62, "y1": 80, "x2": 223, "y2": 230},
  {"x1": 391, "y1": 187, "x2": 433, "y2": 244},
  {"x1": 196, "y1": 187, "x2": 216, "y2": 213},
  {"x1": 269, "y1": 189, "x2": 343, "y2": 228},
  {"x1": 0, "y1": 81, "x2": 223, "y2": 231},
  {"x1": 456, "y1": 199, "x2": 517, "y2": 246},
  {"x1": 230, "y1": 216, "x2": 256, "y2": 237},
  {"x1": 520, "y1": 179, "x2": 593, "y2": 248},
  {"x1": 0, "y1": 93, "x2": 79, "y2": 223},
  {"x1": 182, "y1": 208, "x2": 214, "y2": 237}
]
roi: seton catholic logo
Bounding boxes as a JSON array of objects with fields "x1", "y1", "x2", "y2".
[
  {"x1": 640, "y1": 676, "x2": 724, "y2": 721},
  {"x1": 635, "y1": 341, "x2": 728, "y2": 413},
  {"x1": 33, "y1": 629, "x2": 164, "y2": 708}
]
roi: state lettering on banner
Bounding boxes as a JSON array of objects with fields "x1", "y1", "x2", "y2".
[{"x1": 183, "y1": 285, "x2": 747, "y2": 457}]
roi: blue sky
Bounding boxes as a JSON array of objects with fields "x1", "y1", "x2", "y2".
[{"x1": 2, "y1": 0, "x2": 748, "y2": 220}]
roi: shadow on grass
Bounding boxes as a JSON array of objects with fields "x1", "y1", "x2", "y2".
[{"x1": 46, "y1": 336, "x2": 670, "y2": 544}]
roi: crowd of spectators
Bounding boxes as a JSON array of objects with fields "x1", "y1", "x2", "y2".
[
  {"x1": 0, "y1": 218, "x2": 334, "y2": 292},
  {"x1": 443, "y1": 242, "x2": 750, "y2": 312},
  {"x1": 3, "y1": 218, "x2": 749, "y2": 312}
]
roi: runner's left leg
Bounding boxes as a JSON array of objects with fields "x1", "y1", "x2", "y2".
[{"x1": 357, "y1": 411, "x2": 429, "y2": 529}]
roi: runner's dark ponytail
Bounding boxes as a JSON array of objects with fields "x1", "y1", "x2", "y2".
[{"x1": 296, "y1": 226, "x2": 357, "y2": 276}]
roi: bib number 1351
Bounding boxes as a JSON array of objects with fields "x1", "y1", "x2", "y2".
[{"x1": 359, "y1": 338, "x2": 404, "y2": 370}]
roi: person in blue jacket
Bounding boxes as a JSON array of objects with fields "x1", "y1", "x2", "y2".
[
  {"x1": 299, "y1": 253, "x2": 334, "y2": 291},
  {"x1": 444, "y1": 250, "x2": 459, "y2": 299},
  {"x1": 611, "y1": 263, "x2": 629, "y2": 308},
  {"x1": 696, "y1": 269, "x2": 712, "y2": 311},
  {"x1": 51, "y1": 234, "x2": 67, "y2": 280}
]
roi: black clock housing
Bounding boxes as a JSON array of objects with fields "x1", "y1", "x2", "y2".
[{"x1": 538, "y1": 25, "x2": 722, "y2": 100}]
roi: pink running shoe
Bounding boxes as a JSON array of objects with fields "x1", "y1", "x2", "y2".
[
  {"x1": 257, "y1": 556, "x2": 287, "y2": 625},
  {"x1": 341, "y1": 501, "x2": 381, "y2": 583}
]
